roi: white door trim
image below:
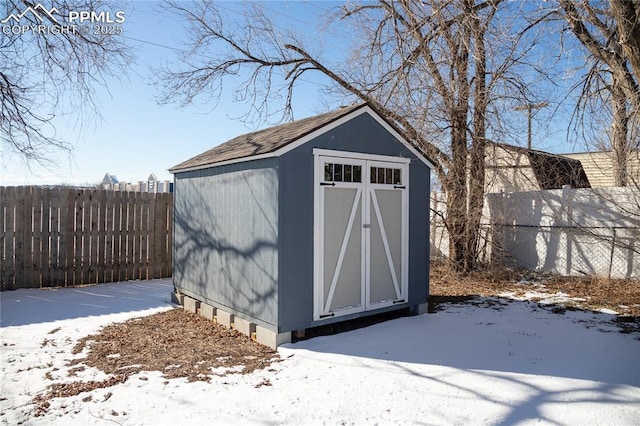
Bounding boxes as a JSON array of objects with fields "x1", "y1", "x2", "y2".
[
  {"x1": 314, "y1": 149, "x2": 410, "y2": 321},
  {"x1": 313, "y1": 148, "x2": 411, "y2": 165}
]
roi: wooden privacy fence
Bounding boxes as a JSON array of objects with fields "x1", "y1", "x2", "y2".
[{"x1": 1, "y1": 186, "x2": 173, "y2": 290}]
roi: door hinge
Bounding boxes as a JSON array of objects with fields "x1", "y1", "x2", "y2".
[
  {"x1": 320, "y1": 182, "x2": 336, "y2": 186},
  {"x1": 393, "y1": 185, "x2": 406, "y2": 189},
  {"x1": 320, "y1": 312, "x2": 335, "y2": 318},
  {"x1": 393, "y1": 299, "x2": 406, "y2": 304}
]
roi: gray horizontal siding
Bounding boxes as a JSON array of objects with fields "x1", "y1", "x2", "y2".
[{"x1": 173, "y1": 159, "x2": 279, "y2": 327}]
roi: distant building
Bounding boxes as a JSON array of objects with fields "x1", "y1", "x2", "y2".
[
  {"x1": 562, "y1": 150, "x2": 640, "y2": 188},
  {"x1": 102, "y1": 173, "x2": 119, "y2": 186},
  {"x1": 485, "y1": 142, "x2": 591, "y2": 193},
  {"x1": 101, "y1": 172, "x2": 173, "y2": 193}
]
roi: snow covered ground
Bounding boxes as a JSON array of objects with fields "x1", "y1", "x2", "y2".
[{"x1": 1, "y1": 278, "x2": 639, "y2": 425}]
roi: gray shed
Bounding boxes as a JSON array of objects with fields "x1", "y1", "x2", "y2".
[{"x1": 169, "y1": 104, "x2": 433, "y2": 347}]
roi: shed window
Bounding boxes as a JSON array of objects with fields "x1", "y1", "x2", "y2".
[
  {"x1": 370, "y1": 167, "x2": 401, "y2": 185},
  {"x1": 324, "y1": 163, "x2": 362, "y2": 183}
]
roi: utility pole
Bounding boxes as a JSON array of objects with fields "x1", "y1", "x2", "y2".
[{"x1": 515, "y1": 102, "x2": 548, "y2": 149}]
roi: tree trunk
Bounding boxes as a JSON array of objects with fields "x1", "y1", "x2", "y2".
[
  {"x1": 465, "y1": 1, "x2": 489, "y2": 271},
  {"x1": 446, "y1": 6, "x2": 472, "y2": 272},
  {"x1": 610, "y1": 0, "x2": 640, "y2": 83},
  {"x1": 447, "y1": 110, "x2": 470, "y2": 270},
  {"x1": 611, "y1": 75, "x2": 629, "y2": 186}
]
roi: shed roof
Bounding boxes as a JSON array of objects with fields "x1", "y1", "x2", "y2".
[{"x1": 170, "y1": 103, "x2": 433, "y2": 173}]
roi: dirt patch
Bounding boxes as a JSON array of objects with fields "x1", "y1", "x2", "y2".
[
  {"x1": 70, "y1": 308, "x2": 278, "y2": 381},
  {"x1": 32, "y1": 309, "x2": 279, "y2": 416},
  {"x1": 430, "y1": 262, "x2": 640, "y2": 317}
]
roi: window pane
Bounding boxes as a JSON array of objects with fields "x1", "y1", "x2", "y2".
[
  {"x1": 385, "y1": 168, "x2": 393, "y2": 184},
  {"x1": 325, "y1": 163, "x2": 333, "y2": 181},
  {"x1": 344, "y1": 165, "x2": 352, "y2": 182},
  {"x1": 353, "y1": 166, "x2": 362, "y2": 182},
  {"x1": 370, "y1": 167, "x2": 376, "y2": 183},
  {"x1": 334, "y1": 164, "x2": 343, "y2": 181},
  {"x1": 377, "y1": 168, "x2": 385, "y2": 184},
  {"x1": 393, "y1": 169, "x2": 401, "y2": 184}
]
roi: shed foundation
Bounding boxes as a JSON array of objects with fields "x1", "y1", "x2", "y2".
[
  {"x1": 199, "y1": 302, "x2": 216, "y2": 320},
  {"x1": 256, "y1": 326, "x2": 291, "y2": 349},
  {"x1": 216, "y1": 309, "x2": 233, "y2": 329},
  {"x1": 183, "y1": 296, "x2": 199, "y2": 313}
]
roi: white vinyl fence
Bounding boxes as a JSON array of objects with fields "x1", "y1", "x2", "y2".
[{"x1": 431, "y1": 186, "x2": 640, "y2": 279}]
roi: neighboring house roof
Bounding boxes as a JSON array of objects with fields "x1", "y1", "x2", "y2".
[
  {"x1": 102, "y1": 173, "x2": 119, "y2": 185},
  {"x1": 486, "y1": 142, "x2": 591, "y2": 191},
  {"x1": 170, "y1": 103, "x2": 434, "y2": 173}
]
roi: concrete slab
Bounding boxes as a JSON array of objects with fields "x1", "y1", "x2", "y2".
[
  {"x1": 171, "y1": 292, "x2": 184, "y2": 305},
  {"x1": 232, "y1": 316, "x2": 255, "y2": 337},
  {"x1": 256, "y1": 325, "x2": 291, "y2": 349},
  {"x1": 199, "y1": 302, "x2": 216, "y2": 320},
  {"x1": 216, "y1": 309, "x2": 233, "y2": 328},
  {"x1": 183, "y1": 296, "x2": 199, "y2": 313},
  {"x1": 411, "y1": 302, "x2": 428, "y2": 315}
]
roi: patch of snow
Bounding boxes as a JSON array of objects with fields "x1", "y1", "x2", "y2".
[
  {"x1": 1, "y1": 278, "x2": 639, "y2": 425},
  {"x1": 210, "y1": 365, "x2": 245, "y2": 375}
]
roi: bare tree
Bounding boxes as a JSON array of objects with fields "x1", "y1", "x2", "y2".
[
  {"x1": 558, "y1": 0, "x2": 639, "y2": 187},
  {"x1": 610, "y1": 0, "x2": 640, "y2": 89},
  {"x1": 0, "y1": 0, "x2": 131, "y2": 165},
  {"x1": 159, "y1": 0, "x2": 555, "y2": 272},
  {"x1": 558, "y1": 0, "x2": 639, "y2": 110}
]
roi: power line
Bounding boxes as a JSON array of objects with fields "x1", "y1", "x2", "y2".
[
  {"x1": 121, "y1": 33, "x2": 328, "y2": 89},
  {"x1": 214, "y1": 1, "x2": 353, "y2": 55},
  {"x1": 121, "y1": 35, "x2": 183, "y2": 52}
]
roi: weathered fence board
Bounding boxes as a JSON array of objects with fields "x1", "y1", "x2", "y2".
[
  {"x1": 62, "y1": 189, "x2": 75, "y2": 286},
  {"x1": 0, "y1": 187, "x2": 173, "y2": 290},
  {"x1": 14, "y1": 186, "x2": 27, "y2": 288}
]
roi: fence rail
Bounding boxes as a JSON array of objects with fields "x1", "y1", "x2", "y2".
[{"x1": 1, "y1": 186, "x2": 173, "y2": 290}]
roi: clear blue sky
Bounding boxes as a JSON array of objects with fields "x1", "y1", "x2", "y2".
[
  {"x1": 1, "y1": 1, "x2": 583, "y2": 186},
  {"x1": 1, "y1": 1, "x2": 345, "y2": 186}
]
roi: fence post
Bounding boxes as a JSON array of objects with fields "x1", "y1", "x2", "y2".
[
  {"x1": 491, "y1": 190, "x2": 507, "y2": 265},
  {"x1": 561, "y1": 185, "x2": 573, "y2": 226},
  {"x1": 561, "y1": 185, "x2": 573, "y2": 275},
  {"x1": 608, "y1": 227, "x2": 616, "y2": 281},
  {"x1": 430, "y1": 191, "x2": 437, "y2": 253},
  {"x1": 1, "y1": 187, "x2": 16, "y2": 290}
]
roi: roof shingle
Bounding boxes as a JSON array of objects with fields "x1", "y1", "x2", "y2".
[{"x1": 170, "y1": 104, "x2": 366, "y2": 173}]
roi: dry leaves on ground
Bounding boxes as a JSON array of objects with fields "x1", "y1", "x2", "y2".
[
  {"x1": 430, "y1": 262, "x2": 640, "y2": 317},
  {"x1": 32, "y1": 309, "x2": 279, "y2": 416}
]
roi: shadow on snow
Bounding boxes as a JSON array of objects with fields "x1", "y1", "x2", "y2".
[{"x1": 0, "y1": 279, "x2": 174, "y2": 327}]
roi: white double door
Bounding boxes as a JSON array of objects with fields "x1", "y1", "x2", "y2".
[{"x1": 314, "y1": 150, "x2": 409, "y2": 320}]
